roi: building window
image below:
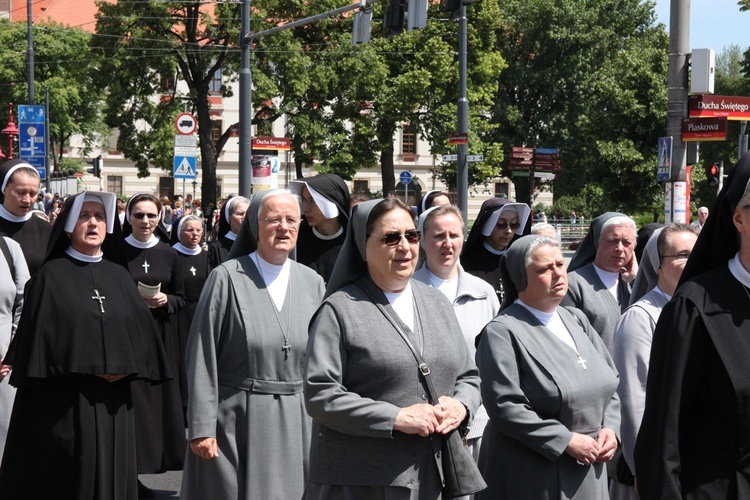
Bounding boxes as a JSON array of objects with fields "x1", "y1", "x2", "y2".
[
  {"x1": 160, "y1": 72, "x2": 175, "y2": 92},
  {"x1": 401, "y1": 125, "x2": 417, "y2": 155},
  {"x1": 211, "y1": 119, "x2": 223, "y2": 146},
  {"x1": 106, "y1": 175, "x2": 123, "y2": 196},
  {"x1": 209, "y1": 69, "x2": 222, "y2": 93},
  {"x1": 494, "y1": 182, "x2": 509, "y2": 199},
  {"x1": 353, "y1": 179, "x2": 369, "y2": 194}
]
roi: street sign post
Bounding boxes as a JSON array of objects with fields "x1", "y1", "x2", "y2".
[
  {"x1": 657, "y1": 136, "x2": 672, "y2": 182},
  {"x1": 18, "y1": 105, "x2": 46, "y2": 179},
  {"x1": 399, "y1": 171, "x2": 412, "y2": 205},
  {"x1": 175, "y1": 113, "x2": 197, "y2": 135},
  {"x1": 174, "y1": 134, "x2": 197, "y2": 180}
]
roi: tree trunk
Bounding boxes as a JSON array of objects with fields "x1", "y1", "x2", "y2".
[
  {"x1": 195, "y1": 92, "x2": 217, "y2": 206},
  {"x1": 381, "y1": 142, "x2": 395, "y2": 197}
]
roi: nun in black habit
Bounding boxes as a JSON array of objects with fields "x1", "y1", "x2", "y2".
[
  {"x1": 122, "y1": 193, "x2": 186, "y2": 480},
  {"x1": 207, "y1": 195, "x2": 251, "y2": 270},
  {"x1": 0, "y1": 159, "x2": 53, "y2": 275},
  {"x1": 635, "y1": 152, "x2": 750, "y2": 499},
  {"x1": 0, "y1": 191, "x2": 171, "y2": 500},
  {"x1": 460, "y1": 197, "x2": 531, "y2": 301},
  {"x1": 288, "y1": 173, "x2": 350, "y2": 282},
  {"x1": 170, "y1": 214, "x2": 210, "y2": 415}
]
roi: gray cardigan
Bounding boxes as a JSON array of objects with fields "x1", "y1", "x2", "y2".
[{"x1": 304, "y1": 276, "x2": 481, "y2": 489}]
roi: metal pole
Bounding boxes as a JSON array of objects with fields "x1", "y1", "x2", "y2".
[
  {"x1": 456, "y1": 3, "x2": 469, "y2": 230},
  {"x1": 666, "y1": 0, "x2": 689, "y2": 219},
  {"x1": 238, "y1": 0, "x2": 253, "y2": 197},
  {"x1": 45, "y1": 89, "x2": 50, "y2": 192},
  {"x1": 27, "y1": 0, "x2": 34, "y2": 104},
  {"x1": 739, "y1": 121, "x2": 748, "y2": 161}
]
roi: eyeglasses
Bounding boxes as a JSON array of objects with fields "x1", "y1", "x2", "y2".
[
  {"x1": 496, "y1": 221, "x2": 521, "y2": 231},
  {"x1": 260, "y1": 216, "x2": 301, "y2": 228},
  {"x1": 132, "y1": 212, "x2": 159, "y2": 220},
  {"x1": 662, "y1": 251, "x2": 691, "y2": 262},
  {"x1": 377, "y1": 230, "x2": 421, "y2": 246},
  {"x1": 300, "y1": 197, "x2": 316, "y2": 207},
  {"x1": 182, "y1": 228, "x2": 203, "y2": 234}
]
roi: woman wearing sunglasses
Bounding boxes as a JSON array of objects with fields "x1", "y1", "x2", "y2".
[
  {"x1": 304, "y1": 198, "x2": 481, "y2": 498},
  {"x1": 461, "y1": 197, "x2": 531, "y2": 302},
  {"x1": 123, "y1": 192, "x2": 187, "y2": 496}
]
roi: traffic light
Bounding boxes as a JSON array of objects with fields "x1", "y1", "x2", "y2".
[
  {"x1": 707, "y1": 163, "x2": 720, "y2": 187},
  {"x1": 86, "y1": 155, "x2": 102, "y2": 178}
]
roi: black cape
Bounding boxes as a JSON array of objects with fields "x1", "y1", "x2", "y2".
[
  {"x1": 172, "y1": 247, "x2": 210, "y2": 411},
  {"x1": 634, "y1": 266, "x2": 750, "y2": 499},
  {"x1": 124, "y1": 239, "x2": 187, "y2": 473},
  {"x1": 0, "y1": 215, "x2": 52, "y2": 275},
  {"x1": 0, "y1": 255, "x2": 171, "y2": 499}
]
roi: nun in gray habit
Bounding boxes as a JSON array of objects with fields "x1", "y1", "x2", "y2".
[
  {"x1": 475, "y1": 235, "x2": 620, "y2": 499},
  {"x1": 304, "y1": 198, "x2": 481, "y2": 499},
  {"x1": 562, "y1": 212, "x2": 637, "y2": 354},
  {"x1": 182, "y1": 189, "x2": 325, "y2": 500}
]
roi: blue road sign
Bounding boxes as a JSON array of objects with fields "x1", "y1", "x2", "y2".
[
  {"x1": 18, "y1": 105, "x2": 44, "y2": 123},
  {"x1": 24, "y1": 156, "x2": 45, "y2": 179},
  {"x1": 399, "y1": 171, "x2": 412, "y2": 185},
  {"x1": 18, "y1": 105, "x2": 46, "y2": 160},
  {"x1": 657, "y1": 136, "x2": 672, "y2": 182},
  {"x1": 174, "y1": 156, "x2": 197, "y2": 179}
]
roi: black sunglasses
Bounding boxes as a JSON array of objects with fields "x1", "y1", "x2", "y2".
[
  {"x1": 132, "y1": 212, "x2": 159, "y2": 220},
  {"x1": 378, "y1": 230, "x2": 421, "y2": 246},
  {"x1": 496, "y1": 221, "x2": 521, "y2": 230}
]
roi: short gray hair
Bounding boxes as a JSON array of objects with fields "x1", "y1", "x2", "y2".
[{"x1": 524, "y1": 236, "x2": 561, "y2": 267}]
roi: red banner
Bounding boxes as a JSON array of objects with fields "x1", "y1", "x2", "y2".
[
  {"x1": 682, "y1": 118, "x2": 728, "y2": 142},
  {"x1": 252, "y1": 136, "x2": 291, "y2": 150},
  {"x1": 688, "y1": 95, "x2": 750, "y2": 120}
]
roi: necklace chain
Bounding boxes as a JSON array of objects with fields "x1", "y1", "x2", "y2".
[{"x1": 254, "y1": 254, "x2": 293, "y2": 359}]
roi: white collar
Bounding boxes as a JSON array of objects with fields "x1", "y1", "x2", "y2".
[
  {"x1": 729, "y1": 253, "x2": 750, "y2": 288},
  {"x1": 593, "y1": 264, "x2": 620, "y2": 289},
  {"x1": 225, "y1": 231, "x2": 238, "y2": 241},
  {"x1": 65, "y1": 246, "x2": 103, "y2": 263},
  {"x1": 172, "y1": 242, "x2": 201, "y2": 255},
  {"x1": 482, "y1": 240, "x2": 506, "y2": 256},
  {"x1": 516, "y1": 299, "x2": 555, "y2": 325},
  {"x1": 125, "y1": 234, "x2": 160, "y2": 249},
  {"x1": 0, "y1": 204, "x2": 32, "y2": 223},
  {"x1": 312, "y1": 225, "x2": 344, "y2": 241}
]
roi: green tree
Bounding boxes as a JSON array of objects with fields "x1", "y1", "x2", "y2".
[
  {"x1": 0, "y1": 20, "x2": 107, "y2": 168},
  {"x1": 92, "y1": 1, "x2": 244, "y2": 203},
  {"x1": 488, "y1": 0, "x2": 669, "y2": 216}
]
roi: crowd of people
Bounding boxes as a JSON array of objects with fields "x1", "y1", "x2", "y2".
[{"x1": 0, "y1": 153, "x2": 748, "y2": 499}]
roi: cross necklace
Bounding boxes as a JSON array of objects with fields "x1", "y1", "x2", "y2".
[
  {"x1": 254, "y1": 255, "x2": 293, "y2": 359},
  {"x1": 92, "y1": 289, "x2": 106, "y2": 313}
]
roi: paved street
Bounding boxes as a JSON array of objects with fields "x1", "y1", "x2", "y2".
[{"x1": 140, "y1": 471, "x2": 182, "y2": 498}]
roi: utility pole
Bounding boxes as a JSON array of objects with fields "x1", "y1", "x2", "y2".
[
  {"x1": 666, "y1": 0, "x2": 689, "y2": 221},
  {"x1": 238, "y1": 0, "x2": 252, "y2": 197},
  {"x1": 456, "y1": 3, "x2": 469, "y2": 229},
  {"x1": 27, "y1": 0, "x2": 34, "y2": 104},
  {"x1": 239, "y1": 0, "x2": 373, "y2": 198}
]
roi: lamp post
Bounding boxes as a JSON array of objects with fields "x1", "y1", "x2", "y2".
[{"x1": 1, "y1": 103, "x2": 20, "y2": 160}]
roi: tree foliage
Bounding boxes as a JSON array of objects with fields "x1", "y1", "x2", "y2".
[
  {"x1": 92, "y1": 0, "x2": 242, "y2": 203},
  {"x1": 488, "y1": 0, "x2": 669, "y2": 216},
  {"x1": 0, "y1": 20, "x2": 107, "y2": 167}
]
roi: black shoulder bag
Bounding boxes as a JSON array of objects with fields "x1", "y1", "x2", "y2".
[{"x1": 356, "y1": 282, "x2": 487, "y2": 498}]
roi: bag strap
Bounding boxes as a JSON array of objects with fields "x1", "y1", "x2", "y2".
[
  {"x1": 355, "y1": 280, "x2": 442, "y2": 406},
  {"x1": 0, "y1": 237, "x2": 15, "y2": 282}
]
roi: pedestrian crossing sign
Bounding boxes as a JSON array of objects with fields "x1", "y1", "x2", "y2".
[{"x1": 174, "y1": 156, "x2": 197, "y2": 179}]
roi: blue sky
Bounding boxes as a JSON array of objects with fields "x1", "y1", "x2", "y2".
[{"x1": 653, "y1": 0, "x2": 750, "y2": 53}]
